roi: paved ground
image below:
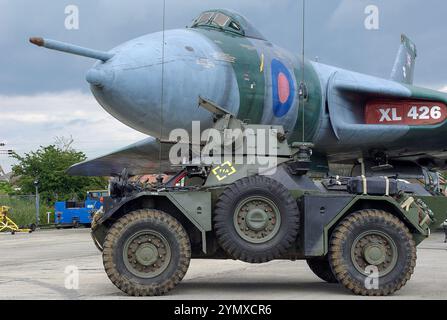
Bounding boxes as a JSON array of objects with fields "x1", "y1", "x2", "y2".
[{"x1": 0, "y1": 228, "x2": 446, "y2": 300}]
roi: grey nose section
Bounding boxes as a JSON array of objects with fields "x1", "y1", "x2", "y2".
[{"x1": 86, "y1": 68, "x2": 114, "y2": 87}]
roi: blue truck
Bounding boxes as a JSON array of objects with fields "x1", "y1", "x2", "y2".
[{"x1": 55, "y1": 190, "x2": 108, "y2": 228}]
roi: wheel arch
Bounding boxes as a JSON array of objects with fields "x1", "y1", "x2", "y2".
[
  {"x1": 323, "y1": 197, "x2": 422, "y2": 255},
  {"x1": 93, "y1": 192, "x2": 209, "y2": 254}
]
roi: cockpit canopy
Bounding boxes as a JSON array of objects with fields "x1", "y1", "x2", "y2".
[{"x1": 190, "y1": 9, "x2": 266, "y2": 41}]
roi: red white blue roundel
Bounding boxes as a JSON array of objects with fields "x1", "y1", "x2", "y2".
[{"x1": 271, "y1": 59, "x2": 295, "y2": 118}]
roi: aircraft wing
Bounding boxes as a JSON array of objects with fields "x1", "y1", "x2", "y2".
[{"x1": 67, "y1": 137, "x2": 175, "y2": 177}]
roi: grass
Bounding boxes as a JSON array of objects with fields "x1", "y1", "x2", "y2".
[{"x1": 0, "y1": 195, "x2": 52, "y2": 227}]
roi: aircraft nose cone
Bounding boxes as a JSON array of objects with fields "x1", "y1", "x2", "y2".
[
  {"x1": 86, "y1": 67, "x2": 114, "y2": 87},
  {"x1": 89, "y1": 29, "x2": 240, "y2": 138}
]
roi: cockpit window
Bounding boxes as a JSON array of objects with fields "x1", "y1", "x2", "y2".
[
  {"x1": 191, "y1": 9, "x2": 266, "y2": 41},
  {"x1": 228, "y1": 21, "x2": 241, "y2": 31},
  {"x1": 212, "y1": 13, "x2": 230, "y2": 27},
  {"x1": 194, "y1": 12, "x2": 213, "y2": 26}
]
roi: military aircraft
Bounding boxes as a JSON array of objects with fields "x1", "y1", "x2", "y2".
[{"x1": 30, "y1": 8, "x2": 447, "y2": 177}]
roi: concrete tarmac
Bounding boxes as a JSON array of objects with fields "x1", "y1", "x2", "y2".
[{"x1": 0, "y1": 228, "x2": 446, "y2": 300}]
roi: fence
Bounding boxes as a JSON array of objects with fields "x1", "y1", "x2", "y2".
[{"x1": 0, "y1": 195, "x2": 52, "y2": 227}]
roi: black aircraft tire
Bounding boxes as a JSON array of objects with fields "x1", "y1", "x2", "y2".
[
  {"x1": 214, "y1": 176, "x2": 299, "y2": 263},
  {"x1": 329, "y1": 209, "x2": 416, "y2": 296},
  {"x1": 307, "y1": 257, "x2": 338, "y2": 283},
  {"x1": 103, "y1": 209, "x2": 191, "y2": 296}
]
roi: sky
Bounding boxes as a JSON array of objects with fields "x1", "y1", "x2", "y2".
[{"x1": 1, "y1": 0, "x2": 447, "y2": 172}]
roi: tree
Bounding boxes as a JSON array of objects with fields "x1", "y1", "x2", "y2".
[
  {"x1": 0, "y1": 181, "x2": 13, "y2": 195},
  {"x1": 12, "y1": 145, "x2": 107, "y2": 204},
  {"x1": 54, "y1": 135, "x2": 74, "y2": 152}
]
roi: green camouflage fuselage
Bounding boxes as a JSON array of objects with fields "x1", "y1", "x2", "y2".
[{"x1": 193, "y1": 21, "x2": 447, "y2": 168}]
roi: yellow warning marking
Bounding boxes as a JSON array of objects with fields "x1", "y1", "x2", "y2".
[
  {"x1": 212, "y1": 161, "x2": 237, "y2": 181},
  {"x1": 260, "y1": 53, "x2": 265, "y2": 73}
]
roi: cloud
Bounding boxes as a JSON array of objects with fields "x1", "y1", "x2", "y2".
[
  {"x1": 0, "y1": 91, "x2": 147, "y2": 172},
  {"x1": 1, "y1": 91, "x2": 105, "y2": 123},
  {"x1": 327, "y1": 0, "x2": 367, "y2": 30}
]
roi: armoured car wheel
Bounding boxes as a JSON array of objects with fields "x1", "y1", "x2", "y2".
[
  {"x1": 214, "y1": 176, "x2": 299, "y2": 263},
  {"x1": 102, "y1": 209, "x2": 191, "y2": 296},
  {"x1": 307, "y1": 257, "x2": 338, "y2": 283},
  {"x1": 329, "y1": 210, "x2": 416, "y2": 296}
]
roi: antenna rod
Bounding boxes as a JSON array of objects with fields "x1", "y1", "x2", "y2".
[
  {"x1": 158, "y1": 0, "x2": 166, "y2": 174},
  {"x1": 301, "y1": 0, "x2": 306, "y2": 142}
]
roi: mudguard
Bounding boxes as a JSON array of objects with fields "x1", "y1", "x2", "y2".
[
  {"x1": 304, "y1": 193, "x2": 442, "y2": 257},
  {"x1": 95, "y1": 191, "x2": 212, "y2": 253}
]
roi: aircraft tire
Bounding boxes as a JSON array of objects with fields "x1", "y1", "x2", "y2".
[
  {"x1": 103, "y1": 209, "x2": 191, "y2": 296},
  {"x1": 214, "y1": 176, "x2": 299, "y2": 263}
]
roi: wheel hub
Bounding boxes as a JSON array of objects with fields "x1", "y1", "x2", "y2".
[
  {"x1": 363, "y1": 244, "x2": 386, "y2": 265},
  {"x1": 246, "y1": 209, "x2": 269, "y2": 231},
  {"x1": 234, "y1": 196, "x2": 281, "y2": 244},
  {"x1": 351, "y1": 230, "x2": 398, "y2": 277},
  {"x1": 135, "y1": 243, "x2": 158, "y2": 266},
  {"x1": 123, "y1": 230, "x2": 171, "y2": 278}
]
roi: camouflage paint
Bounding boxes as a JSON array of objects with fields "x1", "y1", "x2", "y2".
[
  {"x1": 194, "y1": 28, "x2": 265, "y2": 124},
  {"x1": 196, "y1": 26, "x2": 324, "y2": 143},
  {"x1": 291, "y1": 59, "x2": 323, "y2": 142}
]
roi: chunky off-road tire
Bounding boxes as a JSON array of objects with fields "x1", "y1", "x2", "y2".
[
  {"x1": 102, "y1": 209, "x2": 191, "y2": 296},
  {"x1": 214, "y1": 176, "x2": 299, "y2": 263},
  {"x1": 307, "y1": 257, "x2": 338, "y2": 283},
  {"x1": 329, "y1": 210, "x2": 416, "y2": 296}
]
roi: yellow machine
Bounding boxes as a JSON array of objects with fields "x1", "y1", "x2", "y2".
[{"x1": 0, "y1": 206, "x2": 32, "y2": 234}]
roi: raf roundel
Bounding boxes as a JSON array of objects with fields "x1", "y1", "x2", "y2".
[{"x1": 271, "y1": 59, "x2": 295, "y2": 118}]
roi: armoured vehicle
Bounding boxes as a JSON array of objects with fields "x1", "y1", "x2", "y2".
[{"x1": 86, "y1": 97, "x2": 446, "y2": 296}]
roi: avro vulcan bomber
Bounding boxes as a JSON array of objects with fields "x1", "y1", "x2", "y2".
[{"x1": 30, "y1": 9, "x2": 447, "y2": 177}]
